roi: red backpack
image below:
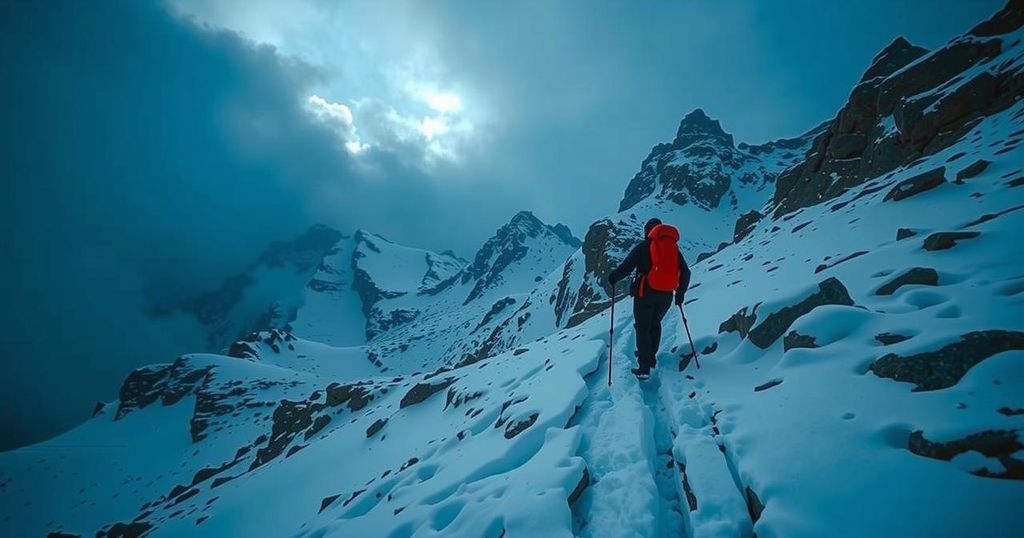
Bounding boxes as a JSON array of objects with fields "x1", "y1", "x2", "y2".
[{"x1": 640, "y1": 224, "x2": 680, "y2": 296}]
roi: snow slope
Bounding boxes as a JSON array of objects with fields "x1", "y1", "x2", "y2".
[{"x1": 2, "y1": 3, "x2": 1023, "y2": 538}]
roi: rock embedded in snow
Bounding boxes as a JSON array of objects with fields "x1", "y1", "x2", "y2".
[
  {"x1": 874, "y1": 267, "x2": 940, "y2": 295},
  {"x1": 922, "y1": 231, "x2": 981, "y2": 251},
  {"x1": 908, "y1": 429, "x2": 1024, "y2": 480},
  {"x1": 747, "y1": 277, "x2": 854, "y2": 349},
  {"x1": 883, "y1": 167, "x2": 947, "y2": 202},
  {"x1": 956, "y1": 159, "x2": 991, "y2": 182},
  {"x1": 870, "y1": 330, "x2": 1024, "y2": 391}
]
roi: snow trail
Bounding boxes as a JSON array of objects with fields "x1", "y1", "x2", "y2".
[{"x1": 642, "y1": 371, "x2": 686, "y2": 537}]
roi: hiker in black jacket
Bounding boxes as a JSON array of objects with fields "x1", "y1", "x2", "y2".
[{"x1": 607, "y1": 218, "x2": 691, "y2": 379}]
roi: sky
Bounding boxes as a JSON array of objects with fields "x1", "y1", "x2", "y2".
[{"x1": 0, "y1": 0, "x2": 1005, "y2": 450}]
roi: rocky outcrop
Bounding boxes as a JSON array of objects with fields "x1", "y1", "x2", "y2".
[
  {"x1": 733, "y1": 210, "x2": 763, "y2": 243},
  {"x1": 874, "y1": 267, "x2": 939, "y2": 295},
  {"x1": 773, "y1": 4, "x2": 1024, "y2": 216},
  {"x1": 870, "y1": 330, "x2": 1024, "y2": 390},
  {"x1": 747, "y1": 278, "x2": 854, "y2": 349},
  {"x1": 882, "y1": 167, "x2": 947, "y2": 202},
  {"x1": 564, "y1": 218, "x2": 640, "y2": 328},
  {"x1": 908, "y1": 429, "x2": 1024, "y2": 479},
  {"x1": 922, "y1": 231, "x2": 981, "y2": 251},
  {"x1": 461, "y1": 211, "x2": 578, "y2": 305},
  {"x1": 620, "y1": 110, "x2": 813, "y2": 213}
]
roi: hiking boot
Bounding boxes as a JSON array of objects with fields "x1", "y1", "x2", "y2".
[{"x1": 631, "y1": 367, "x2": 650, "y2": 380}]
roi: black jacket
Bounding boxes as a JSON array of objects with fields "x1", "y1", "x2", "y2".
[{"x1": 608, "y1": 240, "x2": 691, "y2": 299}]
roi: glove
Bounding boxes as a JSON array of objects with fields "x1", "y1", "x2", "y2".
[{"x1": 674, "y1": 292, "x2": 685, "y2": 306}]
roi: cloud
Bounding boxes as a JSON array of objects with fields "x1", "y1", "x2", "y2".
[
  {"x1": 0, "y1": 1, "x2": 365, "y2": 449},
  {"x1": 306, "y1": 94, "x2": 368, "y2": 154}
]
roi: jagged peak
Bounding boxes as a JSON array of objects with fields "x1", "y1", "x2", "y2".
[
  {"x1": 859, "y1": 36, "x2": 929, "y2": 82},
  {"x1": 969, "y1": 0, "x2": 1024, "y2": 37},
  {"x1": 674, "y1": 108, "x2": 734, "y2": 148}
]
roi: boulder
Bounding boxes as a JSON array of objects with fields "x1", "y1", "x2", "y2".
[
  {"x1": 874, "y1": 267, "x2": 939, "y2": 295},
  {"x1": 883, "y1": 167, "x2": 946, "y2": 202},
  {"x1": 922, "y1": 231, "x2": 980, "y2": 251},
  {"x1": 747, "y1": 278, "x2": 854, "y2": 349},
  {"x1": 870, "y1": 330, "x2": 1024, "y2": 391}
]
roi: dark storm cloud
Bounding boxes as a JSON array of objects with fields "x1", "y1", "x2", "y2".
[{"x1": 0, "y1": 1, "x2": 477, "y2": 449}]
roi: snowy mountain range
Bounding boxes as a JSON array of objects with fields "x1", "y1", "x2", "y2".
[{"x1": 3, "y1": 2, "x2": 1023, "y2": 537}]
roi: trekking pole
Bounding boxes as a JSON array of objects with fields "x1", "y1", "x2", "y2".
[
  {"x1": 679, "y1": 304, "x2": 700, "y2": 369},
  {"x1": 608, "y1": 284, "x2": 615, "y2": 386}
]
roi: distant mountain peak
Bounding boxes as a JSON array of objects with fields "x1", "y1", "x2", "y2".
[
  {"x1": 674, "y1": 108, "x2": 734, "y2": 148},
  {"x1": 859, "y1": 36, "x2": 928, "y2": 82}
]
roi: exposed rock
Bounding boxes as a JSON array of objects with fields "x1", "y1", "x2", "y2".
[
  {"x1": 504, "y1": 413, "x2": 539, "y2": 439},
  {"x1": 319, "y1": 494, "x2": 341, "y2": 513},
  {"x1": 870, "y1": 330, "x2": 1024, "y2": 391},
  {"x1": 400, "y1": 378, "x2": 456, "y2": 409},
  {"x1": 783, "y1": 332, "x2": 818, "y2": 351},
  {"x1": 748, "y1": 278, "x2": 854, "y2": 349},
  {"x1": 922, "y1": 231, "x2": 980, "y2": 251},
  {"x1": 908, "y1": 429, "x2": 1024, "y2": 480},
  {"x1": 860, "y1": 37, "x2": 930, "y2": 82},
  {"x1": 754, "y1": 378, "x2": 784, "y2": 392},
  {"x1": 956, "y1": 159, "x2": 991, "y2": 182},
  {"x1": 874, "y1": 267, "x2": 939, "y2": 295},
  {"x1": 564, "y1": 218, "x2": 640, "y2": 328},
  {"x1": 92, "y1": 401, "x2": 107, "y2": 418},
  {"x1": 814, "y1": 251, "x2": 868, "y2": 274},
  {"x1": 896, "y1": 228, "x2": 918, "y2": 240},
  {"x1": 733, "y1": 210, "x2": 764, "y2": 243},
  {"x1": 999, "y1": 407, "x2": 1024, "y2": 416},
  {"x1": 875, "y1": 332, "x2": 911, "y2": 345},
  {"x1": 773, "y1": 4, "x2": 1023, "y2": 218},
  {"x1": 718, "y1": 306, "x2": 758, "y2": 339},
  {"x1": 568, "y1": 468, "x2": 590, "y2": 506},
  {"x1": 100, "y1": 521, "x2": 152, "y2": 538},
  {"x1": 366, "y1": 418, "x2": 388, "y2": 438},
  {"x1": 883, "y1": 168, "x2": 947, "y2": 202},
  {"x1": 745, "y1": 486, "x2": 765, "y2": 523}
]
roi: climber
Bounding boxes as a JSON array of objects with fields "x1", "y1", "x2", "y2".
[{"x1": 607, "y1": 218, "x2": 691, "y2": 380}]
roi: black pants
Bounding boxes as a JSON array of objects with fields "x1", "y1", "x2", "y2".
[{"x1": 633, "y1": 292, "x2": 672, "y2": 372}]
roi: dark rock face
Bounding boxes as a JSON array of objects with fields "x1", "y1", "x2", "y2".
[
  {"x1": 365, "y1": 418, "x2": 387, "y2": 438},
  {"x1": 860, "y1": 37, "x2": 930, "y2": 82},
  {"x1": 870, "y1": 330, "x2": 1024, "y2": 391},
  {"x1": 783, "y1": 332, "x2": 818, "y2": 351},
  {"x1": 922, "y1": 231, "x2": 980, "y2": 251},
  {"x1": 461, "y1": 211, "x2": 577, "y2": 305},
  {"x1": 908, "y1": 429, "x2": 1024, "y2": 480},
  {"x1": 745, "y1": 486, "x2": 765, "y2": 523},
  {"x1": 956, "y1": 159, "x2": 991, "y2": 182},
  {"x1": 773, "y1": 5, "x2": 1024, "y2": 216},
  {"x1": 564, "y1": 218, "x2": 640, "y2": 328},
  {"x1": 719, "y1": 306, "x2": 759, "y2": 339},
  {"x1": 366, "y1": 308, "x2": 419, "y2": 340},
  {"x1": 619, "y1": 109, "x2": 744, "y2": 212},
  {"x1": 503, "y1": 413, "x2": 539, "y2": 439},
  {"x1": 747, "y1": 278, "x2": 854, "y2": 349},
  {"x1": 875, "y1": 332, "x2": 911, "y2": 345},
  {"x1": 754, "y1": 378, "x2": 784, "y2": 392},
  {"x1": 400, "y1": 378, "x2": 456, "y2": 409},
  {"x1": 875, "y1": 267, "x2": 939, "y2": 295},
  {"x1": 568, "y1": 468, "x2": 590, "y2": 506},
  {"x1": 882, "y1": 167, "x2": 947, "y2": 202},
  {"x1": 116, "y1": 358, "x2": 212, "y2": 420},
  {"x1": 99, "y1": 521, "x2": 152, "y2": 538},
  {"x1": 896, "y1": 228, "x2": 918, "y2": 240},
  {"x1": 733, "y1": 210, "x2": 763, "y2": 243}
]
